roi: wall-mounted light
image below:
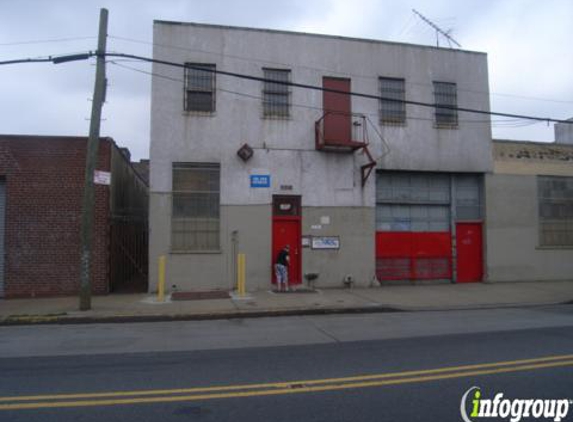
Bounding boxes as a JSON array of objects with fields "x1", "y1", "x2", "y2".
[{"x1": 237, "y1": 143, "x2": 254, "y2": 162}]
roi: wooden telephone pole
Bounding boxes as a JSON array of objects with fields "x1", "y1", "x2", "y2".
[{"x1": 79, "y1": 8, "x2": 108, "y2": 311}]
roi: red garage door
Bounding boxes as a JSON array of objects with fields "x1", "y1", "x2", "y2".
[
  {"x1": 376, "y1": 232, "x2": 452, "y2": 280},
  {"x1": 375, "y1": 172, "x2": 452, "y2": 281}
]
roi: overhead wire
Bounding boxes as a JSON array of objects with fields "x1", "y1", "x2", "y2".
[
  {"x1": 107, "y1": 60, "x2": 544, "y2": 129},
  {"x1": 104, "y1": 51, "x2": 572, "y2": 125},
  {"x1": 0, "y1": 36, "x2": 96, "y2": 46},
  {"x1": 1, "y1": 48, "x2": 570, "y2": 125},
  {"x1": 108, "y1": 34, "x2": 573, "y2": 105}
]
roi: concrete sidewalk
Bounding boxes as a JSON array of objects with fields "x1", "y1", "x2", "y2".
[{"x1": 1, "y1": 280, "x2": 572, "y2": 325}]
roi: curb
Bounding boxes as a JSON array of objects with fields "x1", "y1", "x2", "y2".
[
  {"x1": 0, "y1": 305, "x2": 403, "y2": 326},
  {"x1": 1, "y1": 301, "x2": 571, "y2": 327},
  {"x1": 395, "y1": 300, "x2": 572, "y2": 313}
]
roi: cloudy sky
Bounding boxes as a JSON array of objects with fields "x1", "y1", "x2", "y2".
[{"x1": 1, "y1": 0, "x2": 572, "y2": 160}]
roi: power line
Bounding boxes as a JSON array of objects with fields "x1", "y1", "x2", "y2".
[
  {"x1": 108, "y1": 61, "x2": 546, "y2": 128},
  {"x1": 109, "y1": 34, "x2": 573, "y2": 105},
  {"x1": 0, "y1": 52, "x2": 92, "y2": 66},
  {"x1": 2, "y1": 49, "x2": 571, "y2": 125},
  {"x1": 0, "y1": 36, "x2": 96, "y2": 47},
  {"x1": 105, "y1": 51, "x2": 572, "y2": 125},
  {"x1": 0, "y1": 57, "x2": 53, "y2": 65}
]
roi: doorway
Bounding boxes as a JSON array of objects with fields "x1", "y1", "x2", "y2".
[
  {"x1": 272, "y1": 195, "x2": 301, "y2": 285},
  {"x1": 456, "y1": 222, "x2": 483, "y2": 282},
  {"x1": 322, "y1": 77, "x2": 351, "y2": 144}
]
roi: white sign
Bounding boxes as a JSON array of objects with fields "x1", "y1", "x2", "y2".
[
  {"x1": 311, "y1": 236, "x2": 340, "y2": 250},
  {"x1": 94, "y1": 170, "x2": 111, "y2": 186},
  {"x1": 320, "y1": 216, "x2": 331, "y2": 225}
]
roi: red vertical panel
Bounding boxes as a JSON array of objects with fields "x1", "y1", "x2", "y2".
[
  {"x1": 323, "y1": 78, "x2": 351, "y2": 144},
  {"x1": 456, "y1": 223, "x2": 483, "y2": 283}
]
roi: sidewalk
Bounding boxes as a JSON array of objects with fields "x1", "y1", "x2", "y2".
[{"x1": 1, "y1": 280, "x2": 572, "y2": 325}]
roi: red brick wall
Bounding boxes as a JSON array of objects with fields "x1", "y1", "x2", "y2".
[{"x1": 0, "y1": 135, "x2": 111, "y2": 298}]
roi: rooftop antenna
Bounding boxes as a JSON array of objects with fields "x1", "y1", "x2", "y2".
[{"x1": 412, "y1": 9, "x2": 461, "y2": 49}]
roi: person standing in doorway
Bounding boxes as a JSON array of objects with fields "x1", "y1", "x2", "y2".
[{"x1": 275, "y1": 245, "x2": 290, "y2": 292}]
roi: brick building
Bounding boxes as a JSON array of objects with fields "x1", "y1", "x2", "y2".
[{"x1": 0, "y1": 135, "x2": 148, "y2": 298}]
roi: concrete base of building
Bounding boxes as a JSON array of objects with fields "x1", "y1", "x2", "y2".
[{"x1": 149, "y1": 199, "x2": 376, "y2": 293}]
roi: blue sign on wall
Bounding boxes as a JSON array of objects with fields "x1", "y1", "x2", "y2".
[{"x1": 250, "y1": 174, "x2": 271, "y2": 188}]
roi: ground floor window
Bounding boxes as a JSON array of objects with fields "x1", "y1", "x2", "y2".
[{"x1": 171, "y1": 163, "x2": 220, "y2": 251}]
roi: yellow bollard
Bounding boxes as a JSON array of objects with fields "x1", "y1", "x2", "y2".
[
  {"x1": 158, "y1": 255, "x2": 166, "y2": 302},
  {"x1": 237, "y1": 253, "x2": 246, "y2": 296}
]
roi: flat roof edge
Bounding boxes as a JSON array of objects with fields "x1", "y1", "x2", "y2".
[
  {"x1": 153, "y1": 20, "x2": 487, "y2": 56},
  {"x1": 493, "y1": 139, "x2": 573, "y2": 148}
]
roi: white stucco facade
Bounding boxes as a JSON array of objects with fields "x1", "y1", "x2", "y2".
[{"x1": 149, "y1": 21, "x2": 492, "y2": 292}]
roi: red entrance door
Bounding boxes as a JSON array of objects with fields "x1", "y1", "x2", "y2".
[
  {"x1": 323, "y1": 77, "x2": 351, "y2": 144},
  {"x1": 456, "y1": 223, "x2": 483, "y2": 283},
  {"x1": 272, "y1": 196, "x2": 301, "y2": 285}
]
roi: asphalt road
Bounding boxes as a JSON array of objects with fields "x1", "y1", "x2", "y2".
[{"x1": 0, "y1": 305, "x2": 572, "y2": 421}]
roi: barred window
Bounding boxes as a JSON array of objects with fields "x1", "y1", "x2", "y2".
[
  {"x1": 172, "y1": 163, "x2": 220, "y2": 251},
  {"x1": 433, "y1": 81, "x2": 458, "y2": 127},
  {"x1": 263, "y1": 68, "x2": 290, "y2": 117},
  {"x1": 379, "y1": 77, "x2": 405, "y2": 124},
  {"x1": 184, "y1": 63, "x2": 216, "y2": 112},
  {"x1": 538, "y1": 176, "x2": 573, "y2": 247},
  {"x1": 454, "y1": 174, "x2": 482, "y2": 220}
]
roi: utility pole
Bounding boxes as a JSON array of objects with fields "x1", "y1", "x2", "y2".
[{"x1": 79, "y1": 8, "x2": 108, "y2": 311}]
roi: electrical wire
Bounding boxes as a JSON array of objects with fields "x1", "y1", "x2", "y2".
[
  {"x1": 0, "y1": 36, "x2": 96, "y2": 46},
  {"x1": 109, "y1": 60, "x2": 393, "y2": 157},
  {"x1": 108, "y1": 34, "x2": 573, "y2": 105},
  {"x1": 108, "y1": 60, "x2": 543, "y2": 130},
  {"x1": 1, "y1": 48, "x2": 570, "y2": 125},
  {"x1": 105, "y1": 51, "x2": 572, "y2": 125}
]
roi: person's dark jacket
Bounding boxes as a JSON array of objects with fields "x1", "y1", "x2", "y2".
[{"x1": 276, "y1": 249, "x2": 289, "y2": 266}]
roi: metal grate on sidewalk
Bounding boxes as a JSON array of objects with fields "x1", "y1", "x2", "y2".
[{"x1": 171, "y1": 291, "x2": 231, "y2": 301}]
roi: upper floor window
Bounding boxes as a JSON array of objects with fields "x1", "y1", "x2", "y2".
[
  {"x1": 433, "y1": 81, "x2": 458, "y2": 127},
  {"x1": 184, "y1": 63, "x2": 216, "y2": 113},
  {"x1": 538, "y1": 176, "x2": 573, "y2": 247},
  {"x1": 263, "y1": 68, "x2": 291, "y2": 118},
  {"x1": 379, "y1": 77, "x2": 406, "y2": 125}
]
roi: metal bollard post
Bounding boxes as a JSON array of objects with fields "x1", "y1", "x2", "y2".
[
  {"x1": 237, "y1": 253, "x2": 246, "y2": 296},
  {"x1": 158, "y1": 255, "x2": 166, "y2": 302}
]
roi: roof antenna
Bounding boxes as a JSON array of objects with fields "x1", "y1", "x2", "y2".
[{"x1": 412, "y1": 9, "x2": 461, "y2": 49}]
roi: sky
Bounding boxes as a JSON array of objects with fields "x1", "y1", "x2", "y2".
[{"x1": 1, "y1": 0, "x2": 572, "y2": 161}]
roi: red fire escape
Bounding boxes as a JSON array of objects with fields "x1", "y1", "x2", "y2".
[{"x1": 315, "y1": 77, "x2": 376, "y2": 187}]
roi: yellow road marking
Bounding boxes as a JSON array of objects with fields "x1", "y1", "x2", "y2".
[
  {"x1": 2, "y1": 353, "x2": 572, "y2": 403},
  {"x1": 1, "y1": 355, "x2": 572, "y2": 411}
]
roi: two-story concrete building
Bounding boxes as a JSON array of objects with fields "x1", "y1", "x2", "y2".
[
  {"x1": 486, "y1": 121, "x2": 573, "y2": 284},
  {"x1": 149, "y1": 21, "x2": 493, "y2": 293}
]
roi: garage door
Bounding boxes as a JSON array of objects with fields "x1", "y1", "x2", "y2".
[{"x1": 376, "y1": 172, "x2": 452, "y2": 281}]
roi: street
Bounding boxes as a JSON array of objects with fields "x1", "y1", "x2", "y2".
[{"x1": 1, "y1": 305, "x2": 572, "y2": 421}]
